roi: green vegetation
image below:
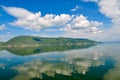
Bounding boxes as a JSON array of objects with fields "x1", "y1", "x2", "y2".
[
  {"x1": 0, "y1": 42, "x2": 4, "y2": 45},
  {"x1": 4, "y1": 44, "x2": 95, "y2": 56},
  {"x1": 0, "y1": 36, "x2": 98, "y2": 55},
  {"x1": 1, "y1": 36, "x2": 97, "y2": 47},
  {"x1": 0, "y1": 42, "x2": 4, "y2": 50}
]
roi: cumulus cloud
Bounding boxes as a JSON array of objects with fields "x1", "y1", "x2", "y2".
[
  {"x1": 97, "y1": 0, "x2": 120, "y2": 40},
  {"x1": 0, "y1": 24, "x2": 5, "y2": 30},
  {"x1": 82, "y1": 0, "x2": 99, "y2": 2},
  {"x1": 2, "y1": 6, "x2": 73, "y2": 31},
  {"x1": 71, "y1": 5, "x2": 79, "y2": 12},
  {"x1": 61, "y1": 14, "x2": 103, "y2": 34},
  {"x1": 80, "y1": 0, "x2": 120, "y2": 41},
  {"x1": 99, "y1": 0, "x2": 120, "y2": 20},
  {"x1": 3, "y1": 6, "x2": 102, "y2": 33}
]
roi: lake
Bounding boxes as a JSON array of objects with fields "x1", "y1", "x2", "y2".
[{"x1": 0, "y1": 43, "x2": 120, "y2": 80}]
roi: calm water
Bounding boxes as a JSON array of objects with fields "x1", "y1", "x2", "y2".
[{"x1": 0, "y1": 43, "x2": 120, "y2": 80}]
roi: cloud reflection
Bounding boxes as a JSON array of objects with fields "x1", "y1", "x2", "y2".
[{"x1": 12, "y1": 51, "x2": 104, "y2": 80}]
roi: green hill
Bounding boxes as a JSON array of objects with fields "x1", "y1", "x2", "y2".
[
  {"x1": 0, "y1": 42, "x2": 4, "y2": 45},
  {"x1": 2, "y1": 36, "x2": 97, "y2": 47},
  {"x1": 0, "y1": 36, "x2": 98, "y2": 55}
]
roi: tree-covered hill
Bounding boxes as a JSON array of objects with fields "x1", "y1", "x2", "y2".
[
  {"x1": 1, "y1": 36, "x2": 97, "y2": 46},
  {"x1": 0, "y1": 42, "x2": 4, "y2": 46}
]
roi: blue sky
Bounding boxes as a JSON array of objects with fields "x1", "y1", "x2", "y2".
[{"x1": 0, "y1": 0, "x2": 120, "y2": 41}]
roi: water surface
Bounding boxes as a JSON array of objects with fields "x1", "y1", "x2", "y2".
[{"x1": 0, "y1": 43, "x2": 120, "y2": 80}]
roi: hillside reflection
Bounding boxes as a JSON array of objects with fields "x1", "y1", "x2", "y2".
[
  {"x1": 2, "y1": 44, "x2": 95, "y2": 56},
  {"x1": 1, "y1": 43, "x2": 120, "y2": 80}
]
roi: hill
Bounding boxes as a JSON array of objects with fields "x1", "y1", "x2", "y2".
[
  {"x1": 0, "y1": 42, "x2": 4, "y2": 46},
  {"x1": 2, "y1": 36, "x2": 97, "y2": 47}
]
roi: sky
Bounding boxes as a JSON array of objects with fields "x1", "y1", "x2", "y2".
[{"x1": 0, "y1": 0, "x2": 120, "y2": 41}]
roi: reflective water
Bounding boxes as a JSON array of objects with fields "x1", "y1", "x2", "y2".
[{"x1": 0, "y1": 43, "x2": 120, "y2": 80}]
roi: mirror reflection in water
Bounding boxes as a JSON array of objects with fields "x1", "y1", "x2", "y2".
[{"x1": 0, "y1": 43, "x2": 120, "y2": 80}]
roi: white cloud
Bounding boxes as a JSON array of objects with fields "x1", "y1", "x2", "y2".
[
  {"x1": 71, "y1": 5, "x2": 79, "y2": 12},
  {"x1": 11, "y1": 13, "x2": 72, "y2": 31},
  {"x1": 3, "y1": 6, "x2": 102, "y2": 33},
  {"x1": 99, "y1": 0, "x2": 120, "y2": 19},
  {"x1": 3, "y1": 6, "x2": 73, "y2": 31},
  {"x1": 0, "y1": 24, "x2": 5, "y2": 30},
  {"x1": 2, "y1": 6, "x2": 32, "y2": 18},
  {"x1": 97, "y1": 0, "x2": 120, "y2": 41},
  {"x1": 82, "y1": 0, "x2": 99, "y2": 2},
  {"x1": 80, "y1": 0, "x2": 120, "y2": 41},
  {"x1": 61, "y1": 14, "x2": 103, "y2": 34}
]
